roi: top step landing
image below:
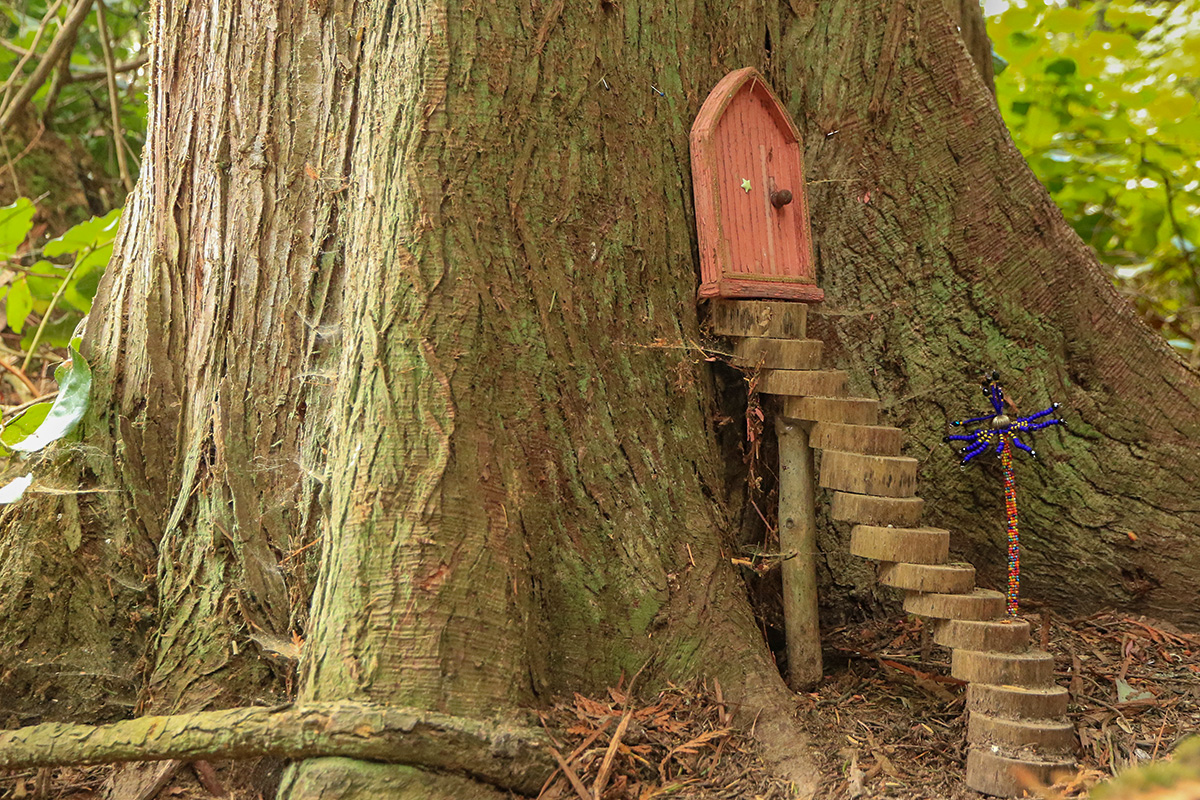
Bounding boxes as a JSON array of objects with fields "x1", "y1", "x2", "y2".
[{"x1": 710, "y1": 300, "x2": 808, "y2": 340}]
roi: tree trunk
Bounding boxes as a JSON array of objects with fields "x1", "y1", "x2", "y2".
[
  {"x1": 944, "y1": 0, "x2": 995, "y2": 92},
  {"x1": 778, "y1": 1, "x2": 1200, "y2": 628},
  {"x1": 2, "y1": 0, "x2": 1198, "y2": 796}
]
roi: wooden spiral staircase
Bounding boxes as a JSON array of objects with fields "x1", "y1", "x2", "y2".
[{"x1": 715, "y1": 300, "x2": 1076, "y2": 797}]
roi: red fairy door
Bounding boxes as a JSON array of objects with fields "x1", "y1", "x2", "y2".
[{"x1": 691, "y1": 68, "x2": 821, "y2": 301}]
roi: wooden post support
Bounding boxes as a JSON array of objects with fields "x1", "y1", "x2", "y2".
[{"x1": 775, "y1": 417, "x2": 822, "y2": 689}]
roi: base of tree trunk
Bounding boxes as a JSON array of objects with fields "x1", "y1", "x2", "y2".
[{"x1": 276, "y1": 759, "x2": 511, "y2": 800}]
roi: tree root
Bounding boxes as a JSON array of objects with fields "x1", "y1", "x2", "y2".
[
  {"x1": 0, "y1": 701, "x2": 553, "y2": 796},
  {"x1": 693, "y1": 604, "x2": 821, "y2": 798}
]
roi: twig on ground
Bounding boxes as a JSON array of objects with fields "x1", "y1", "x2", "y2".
[
  {"x1": 536, "y1": 719, "x2": 612, "y2": 799},
  {"x1": 549, "y1": 747, "x2": 592, "y2": 800},
  {"x1": 592, "y1": 709, "x2": 632, "y2": 799}
]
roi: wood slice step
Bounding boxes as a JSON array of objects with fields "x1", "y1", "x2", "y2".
[
  {"x1": 831, "y1": 492, "x2": 924, "y2": 527},
  {"x1": 903, "y1": 588, "x2": 1006, "y2": 621},
  {"x1": 782, "y1": 396, "x2": 879, "y2": 425},
  {"x1": 711, "y1": 300, "x2": 806, "y2": 339},
  {"x1": 732, "y1": 338, "x2": 823, "y2": 369},
  {"x1": 968, "y1": 712, "x2": 1076, "y2": 754},
  {"x1": 965, "y1": 748, "x2": 1075, "y2": 798},
  {"x1": 951, "y1": 648, "x2": 1056, "y2": 687},
  {"x1": 933, "y1": 618, "x2": 1030, "y2": 653},
  {"x1": 878, "y1": 561, "x2": 975, "y2": 593},
  {"x1": 811, "y1": 422, "x2": 903, "y2": 456},
  {"x1": 819, "y1": 450, "x2": 918, "y2": 497},
  {"x1": 967, "y1": 683, "x2": 1069, "y2": 720},
  {"x1": 758, "y1": 369, "x2": 848, "y2": 398},
  {"x1": 850, "y1": 526, "x2": 949, "y2": 565}
]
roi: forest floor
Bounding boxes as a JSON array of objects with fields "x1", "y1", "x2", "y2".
[
  {"x1": 534, "y1": 608, "x2": 1199, "y2": 800},
  {"x1": 799, "y1": 610, "x2": 1200, "y2": 799},
  {"x1": 1, "y1": 609, "x2": 1196, "y2": 799}
]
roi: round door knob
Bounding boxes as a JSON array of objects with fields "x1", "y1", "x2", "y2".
[{"x1": 771, "y1": 189, "x2": 793, "y2": 208}]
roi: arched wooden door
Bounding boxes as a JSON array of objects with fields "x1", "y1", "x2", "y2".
[{"x1": 691, "y1": 68, "x2": 821, "y2": 302}]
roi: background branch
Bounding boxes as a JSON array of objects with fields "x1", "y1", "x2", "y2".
[
  {"x1": 94, "y1": 0, "x2": 132, "y2": 191},
  {"x1": 0, "y1": 0, "x2": 66, "y2": 117},
  {"x1": 0, "y1": 0, "x2": 95, "y2": 136}
]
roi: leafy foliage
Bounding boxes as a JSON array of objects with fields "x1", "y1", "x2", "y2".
[
  {"x1": 0, "y1": 197, "x2": 118, "y2": 359},
  {"x1": 8, "y1": 341, "x2": 92, "y2": 453},
  {"x1": 991, "y1": 0, "x2": 1200, "y2": 359},
  {"x1": 1, "y1": 0, "x2": 147, "y2": 221},
  {"x1": 0, "y1": 399, "x2": 50, "y2": 448},
  {"x1": 0, "y1": 197, "x2": 110, "y2": 483}
]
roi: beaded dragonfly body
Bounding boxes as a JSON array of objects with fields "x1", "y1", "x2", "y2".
[{"x1": 946, "y1": 372, "x2": 1065, "y2": 615}]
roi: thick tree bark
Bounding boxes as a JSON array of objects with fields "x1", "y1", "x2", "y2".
[
  {"x1": 280, "y1": 0, "x2": 815, "y2": 792},
  {"x1": 4, "y1": 0, "x2": 819, "y2": 794},
  {"x1": 945, "y1": 0, "x2": 995, "y2": 92},
  {"x1": 1, "y1": 0, "x2": 1198, "y2": 797},
  {"x1": 777, "y1": 2, "x2": 1200, "y2": 628}
]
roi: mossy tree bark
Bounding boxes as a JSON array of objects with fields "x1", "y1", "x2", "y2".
[
  {"x1": 778, "y1": 2, "x2": 1200, "y2": 628},
  {"x1": 1, "y1": 0, "x2": 1198, "y2": 796}
]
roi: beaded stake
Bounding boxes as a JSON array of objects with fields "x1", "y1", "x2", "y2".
[
  {"x1": 1002, "y1": 447, "x2": 1018, "y2": 615},
  {"x1": 946, "y1": 372, "x2": 1065, "y2": 616}
]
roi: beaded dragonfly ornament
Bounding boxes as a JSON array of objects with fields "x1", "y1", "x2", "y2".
[{"x1": 945, "y1": 372, "x2": 1066, "y2": 616}]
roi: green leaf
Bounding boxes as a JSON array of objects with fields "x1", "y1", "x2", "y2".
[
  {"x1": 26, "y1": 263, "x2": 65, "y2": 301},
  {"x1": 0, "y1": 198, "x2": 35, "y2": 260},
  {"x1": 1106, "y1": 5, "x2": 1160, "y2": 34},
  {"x1": 1008, "y1": 30, "x2": 1037, "y2": 49},
  {"x1": 995, "y1": 4, "x2": 1039, "y2": 33},
  {"x1": 1088, "y1": 30, "x2": 1139, "y2": 60},
  {"x1": 1045, "y1": 6, "x2": 1091, "y2": 31},
  {"x1": 1146, "y1": 92, "x2": 1197, "y2": 124},
  {"x1": 42, "y1": 207, "x2": 122, "y2": 256},
  {"x1": 10, "y1": 346, "x2": 92, "y2": 453},
  {"x1": 6, "y1": 278, "x2": 32, "y2": 334},
  {"x1": 1023, "y1": 105, "x2": 1060, "y2": 149},
  {"x1": 73, "y1": 242, "x2": 113, "y2": 276},
  {"x1": 20, "y1": 313, "x2": 80, "y2": 351},
  {"x1": 63, "y1": 280, "x2": 96, "y2": 314},
  {"x1": 1044, "y1": 57, "x2": 1077, "y2": 77},
  {"x1": 1115, "y1": 678, "x2": 1153, "y2": 703},
  {"x1": 1, "y1": 402, "x2": 52, "y2": 448}
]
